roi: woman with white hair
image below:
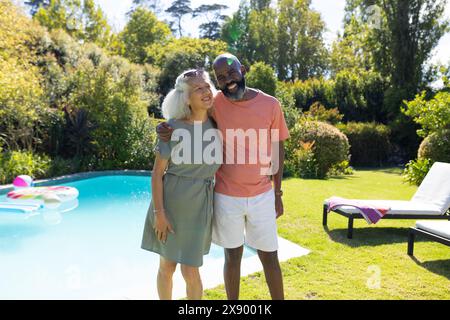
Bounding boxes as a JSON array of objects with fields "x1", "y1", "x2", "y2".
[{"x1": 141, "y1": 69, "x2": 222, "y2": 300}]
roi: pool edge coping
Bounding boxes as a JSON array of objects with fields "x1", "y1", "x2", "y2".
[{"x1": 0, "y1": 170, "x2": 151, "y2": 195}]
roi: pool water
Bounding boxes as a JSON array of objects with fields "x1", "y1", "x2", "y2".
[{"x1": 0, "y1": 175, "x2": 256, "y2": 299}]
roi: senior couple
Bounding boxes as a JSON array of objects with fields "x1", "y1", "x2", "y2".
[{"x1": 141, "y1": 53, "x2": 290, "y2": 300}]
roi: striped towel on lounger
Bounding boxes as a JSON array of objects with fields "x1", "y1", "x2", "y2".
[{"x1": 326, "y1": 196, "x2": 391, "y2": 224}]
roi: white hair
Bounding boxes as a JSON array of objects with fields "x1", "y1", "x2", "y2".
[{"x1": 161, "y1": 69, "x2": 217, "y2": 120}]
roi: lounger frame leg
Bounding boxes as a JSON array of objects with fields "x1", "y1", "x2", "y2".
[
  {"x1": 322, "y1": 204, "x2": 328, "y2": 226},
  {"x1": 347, "y1": 217, "x2": 354, "y2": 239},
  {"x1": 408, "y1": 231, "x2": 415, "y2": 256}
]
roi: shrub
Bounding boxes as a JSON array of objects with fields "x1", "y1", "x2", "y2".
[
  {"x1": 65, "y1": 54, "x2": 156, "y2": 169},
  {"x1": 338, "y1": 122, "x2": 391, "y2": 167},
  {"x1": 334, "y1": 70, "x2": 388, "y2": 122},
  {"x1": 403, "y1": 158, "x2": 433, "y2": 186},
  {"x1": 47, "y1": 156, "x2": 80, "y2": 177},
  {"x1": 288, "y1": 120, "x2": 350, "y2": 178},
  {"x1": 246, "y1": 62, "x2": 277, "y2": 96},
  {"x1": 275, "y1": 81, "x2": 301, "y2": 130},
  {"x1": 0, "y1": 2, "x2": 162, "y2": 177},
  {"x1": 387, "y1": 113, "x2": 421, "y2": 163},
  {"x1": 403, "y1": 90, "x2": 450, "y2": 137},
  {"x1": 122, "y1": 117, "x2": 158, "y2": 170},
  {"x1": 0, "y1": 151, "x2": 51, "y2": 185},
  {"x1": 418, "y1": 129, "x2": 450, "y2": 163},
  {"x1": 290, "y1": 77, "x2": 335, "y2": 111},
  {"x1": 329, "y1": 160, "x2": 354, "y2": 176},
  {"x1": 287, "y1": 141, "x2": 319, "y2": 178},
  {"x1": 304, "y1": 102, "x2": 343, "y2": 125},
  {"x1": 0, "y1": 2, "x2": 47, "y2": 151}
]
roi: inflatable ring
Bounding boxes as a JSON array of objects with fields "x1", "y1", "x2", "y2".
[{"x1": 7, "y1": 186, "x2": 79, "y2": 209}]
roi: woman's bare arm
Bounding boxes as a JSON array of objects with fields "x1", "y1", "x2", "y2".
[{"x1": 151, "y1": 154, "x2": 174, "y2": 242}]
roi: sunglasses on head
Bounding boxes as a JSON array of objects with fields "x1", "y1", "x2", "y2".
[{"x1": 183, "y1": 69, "x2": 204, "y2": 78}]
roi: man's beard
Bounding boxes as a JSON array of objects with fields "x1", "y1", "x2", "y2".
[{"x1": 221, "y1": 77, "x2": 246, "y2": 101}]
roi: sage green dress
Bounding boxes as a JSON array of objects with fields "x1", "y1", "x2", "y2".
[{"x1": 141, "y1": 118, "x2": 222, "y2": 267}]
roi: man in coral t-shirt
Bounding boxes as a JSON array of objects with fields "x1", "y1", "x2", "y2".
[{"x1": 158, "y1": 54, "x2": 289, "y2": 300}]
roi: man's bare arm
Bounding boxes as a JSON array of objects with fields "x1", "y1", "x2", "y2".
[
  {"x1": 273, "y1": 141, "x2": 285, "y2": 219},
  {"x1": 156, "y1": 122, "x2": 174, "y2": 142}
]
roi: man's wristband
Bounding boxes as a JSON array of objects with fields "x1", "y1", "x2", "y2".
[{"x1": 275, "y1": 190, "x2": 283, "y2": 197}]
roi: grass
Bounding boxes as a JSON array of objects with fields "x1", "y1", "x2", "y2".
[{"x1": 203, "y1": 168, "x2": 450, "y2": 300}]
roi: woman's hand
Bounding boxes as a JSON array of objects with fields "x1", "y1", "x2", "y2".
[{"x1": 154, "y1": 211, "x2": 174, "y2": 243}]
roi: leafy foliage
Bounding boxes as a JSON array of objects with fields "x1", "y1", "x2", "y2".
[
  {"x1": 403, "y1": 90, "x2": 450, "y2": 137},
  {"x1": 338, "y1": 122, "x2": 391, "y2": 167},
  {"x1": 34, "y1": 0, "x2": 113, "y2": 48},
  {"x1": 0, "y1": 151, "x2": 51, "y2": 185},
  {"x1": 304, "y1": 102, "x2": 343, "y2": 125},
  {"x1": 285, "y1": 141, "x2": 319, "y2": 178},
  {"x1": 287, "y1": 120, "x2": 350, "y2": 178},
  {"x1": 246, "y1": 62, "x2": 277, "y2": 96},
  {"x1": 403, "y1": 157, "x2": 433, "y2": 186},
  {"x1": 147, "y1": 37, "x2": 227, "y2": 95},
  {"x1": 119, "y1": 7, "x2": 172, "y2": 64},
  {"x1": 0, "y1": 0, "x2": 161, "y2": 179},
  {"x1": 417, "y1": 129, "x2": 450, "y2": 164},
  {"x1": 221, "y1": 0, "x2": 328, "y2": 81}
]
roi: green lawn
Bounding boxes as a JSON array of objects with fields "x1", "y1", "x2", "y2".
[{"x1": 204, "y1": 168, "x2": 450, "y2": 300}]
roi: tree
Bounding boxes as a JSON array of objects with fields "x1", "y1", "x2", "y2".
[
  {"x1": 25, "y1": 0, "x2": 50, "y2": 15},
  {"x1": 346, "y1": 0, "x2": 449, "y2": 103},
  {"x1": 250, "y1": 0, "x2": 271, "y2": 10},
  {"x1": 130, "y1": 0, "x2": 164, "y2": 16},
  {"x1": 82, "y1": 0, "x2": 112, "y2": 47},
  {"x1": 248, "y1": 7, "x2": 278, "y2": 68},
  {"x1": 193, "y1": 4, "x2": 228, "y2": 40},
  {"x1": 330, "y1": 15, "x2": 374, "y2": 75},
  {"x1": 220, "y1": 1, "x2": 278, "y2": 71},
  {"x1": 221, "y1": 0, "x2": 328, "y2": 80},
  {"x1": 221, "y1": 2, "x2": 252, "y2": 65},
  {"x1": 276, "y1": 0, "x2": 328, "y2": 81},
  {"x1": 336, "y1": 0, "x2": 449, "y2": 161},
  {"x1": 33, "y1": 0, "x2": 113, "y2": 48},
  {"x1": 146, "y1": 37, "x2": 227, "y2": 95},
  {"x1": 165, "y1": 0, "x2": 192, "y2": 37},
  {"x1": 379, "y1": 0, "x2": 449, "y2": 97},
  {"x1": 120, "y1": 7, "x2": 172, "y2": 64}
]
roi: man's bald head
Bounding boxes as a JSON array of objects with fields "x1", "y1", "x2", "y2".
[
  {"x1": 213, "y1": 53, "x2": 247, "y2": 101},
  {"x1": 213, "y1": 53, "x2": 242, "y2": 70}
]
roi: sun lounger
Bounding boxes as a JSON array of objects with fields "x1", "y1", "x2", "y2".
[
  {"x1": 408, "y1": 221, "x2": 450, "y2": 256},
  {"x1": 323, "y1": 162, "x2": 450, "y2": 239}
]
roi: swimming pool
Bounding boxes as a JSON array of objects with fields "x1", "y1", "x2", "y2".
[{"x1": 0, "y1": 174, "x2": 259, "y2": 299}]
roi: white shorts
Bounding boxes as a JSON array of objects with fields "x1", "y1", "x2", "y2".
[{"x1": 212, "y1": 189, "x2": 278, "y2": 252}]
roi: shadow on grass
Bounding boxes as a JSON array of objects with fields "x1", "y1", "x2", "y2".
[
  {"x1": 353, "y1": 167, "x2": 404, "y2": 175},
  {"x1": 410, "y1": 256, "x2": 450, "y2": 280},
  {"x1": 283, "y1": 175, "x2": 357, "y2": 182},
  {"x1": 323, "y1": 226, "x2": 421, "y2": 247},
  {"x1": 327, "y1": 175, "x2": 357, "y2": 181}
]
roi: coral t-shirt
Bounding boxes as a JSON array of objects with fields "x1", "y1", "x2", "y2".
[{"x1": 211, "y1": 90, "x2": 290, "y2": 197}]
